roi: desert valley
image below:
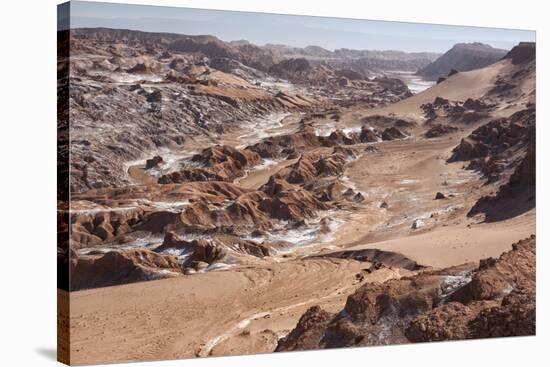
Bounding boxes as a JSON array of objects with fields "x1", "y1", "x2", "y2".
[{"x1": 57, "y1": 26, "x2": 535, "y2": 364}]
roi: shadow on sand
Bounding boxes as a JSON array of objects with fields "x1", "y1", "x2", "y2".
[{"x1": 468, "y1": 190, "x2": 535, "y2": 222}]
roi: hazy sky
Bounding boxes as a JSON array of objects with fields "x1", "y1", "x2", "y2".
[{"x1": 63, "y1": 1, "x2": 535, "y2": 53}]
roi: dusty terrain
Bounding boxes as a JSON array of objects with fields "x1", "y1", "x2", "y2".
[{"x1": 58, "y1": 28, "x2": 536, "y2": 365}]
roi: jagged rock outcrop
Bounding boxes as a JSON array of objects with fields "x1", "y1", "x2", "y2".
[
  {"x1": 361, "y1": 115, "x2": 414, "y2": 130},
  {"x1": 70, "y1": 206, "x2": 146, "y2": 247},
  {"x1": 277, "y1": 236, "x2": 535, "y2": 350},
  {"x1": 421, "y1": 96, "x2": 492, "y2": 125},
  {"x1": 72, "y1": 249, "x2": 183, "y2": 290},
  {"x1": 323, "y1": 129, "x2": 360, "y2": 146},
  {"x1": 281, "y1": 154, "x2": 319, "y2": 184},
  {"x1": 276, "y1": 306, "x2": 334, "y2": 352},
  {"x1": 424, "y1": 124, "x2": 458, "y2": 138},
  {"x1": 156, "y1": 231, "x2": 270, "y2": 266},
  {"x1": 381, "y1": 127, "x2": 407, "y2": 141},
  {"x1": 468, "y1": 129, "x2": 535, "y2": 220},
  {"x1": 373, "y1": 76, "x2": 413, "y2": 98},
  {"x1": 159, "y1": 167, "x2": 225, "y2": 183},
  {"x1": 261, "y1": 176, "x2": 300, "y2": 196},
  {"x1": 269, "y1": 58, "x2": 314, "y2": 82},
  {"x1": 315, "y1": 154, "x2": 348, "y2": 177},
  {"x1": 259, "y1": 188, "x2": 330, "y2": 222},
  {"x1": 503, "y1": 42, "x2": 536, "y2": 65},
  {"x1": 190, "y1": 239, "x2": 226, "y2": 264},
  {"x1": 332, "y1": 145, "x2": 359, "y2": 159},
  {"x1": 502, "y1": 137, "x2": 536, "y2": 189},
  {"x1": 310, "y1": 179, "x2": 347, "y2": 202},
  {"x1": 360, "y1": 126, "x2": 380, "y2": 142},
  {"x1": 154, "y1": 231, "x2": 191, "y2": 252},
  {"x1": 192, "y1": 145, "x2": 261, "y2": 176},
  {"x1": 145, "y1": 155, "x2": 163, "y2": 169},
  {"x1": 247, "y1": 129, "x2": 323, "y2": 159},
  {"x1": 275, "y1": 152, "x2": 347, "y2": 185},
  {"x1": 449, "y1": 108, "x2": 534, "y2": 183},
  {"x1": 407, "y1": 236, "x2": 535, "y2": 341},
  {"x1": 159, "y1": 145, "x2": 261, "y2": 183},
  {"x1": 177, "y1": 197, "x2": 267, "y2": 234}
]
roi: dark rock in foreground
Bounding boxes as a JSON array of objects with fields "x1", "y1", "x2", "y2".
[{"x1": 276, "y1": 236, "x2": 535, "y2": 350}]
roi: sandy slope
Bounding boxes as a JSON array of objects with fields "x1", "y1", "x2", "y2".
[
  {"x1": 365, "y1": 59, "x2": 510, "y2": 119},
  {"x1": 69, "y1": 258, "x2": 403, "y2": 364},
  {"x1": 313, "y1": 129, "x2": 533, "y2": 255},
  {"x1": 329, "y1": 211, "x2": 534, "y2": 268}
]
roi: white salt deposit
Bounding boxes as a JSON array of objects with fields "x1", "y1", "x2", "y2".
[{"x1": 411, "y1": 219, "x2": 425, "y2": 229}]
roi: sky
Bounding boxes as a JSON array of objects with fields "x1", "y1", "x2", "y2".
[{"x1": 61, "y1": 1, "x2": 536, "y2": 53}]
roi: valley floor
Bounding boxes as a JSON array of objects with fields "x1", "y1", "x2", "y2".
[{"x1": 68, "y1": 97, "x2": 535, "y2": 365}]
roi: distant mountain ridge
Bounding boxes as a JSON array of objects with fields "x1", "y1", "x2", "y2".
[
  {"x1": 416, "y1": 42, "x2": 507, "y2": 80},
  {"x1": 71, "y1": 27, "x2": 440, "y2": 75}
]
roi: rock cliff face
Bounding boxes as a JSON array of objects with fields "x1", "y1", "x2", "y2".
[
  {"x1": 417, "y1": 43, "x2": 507, "y2": 80},
  {"x1": 277, "y1": 236, "x2": 535, "y2": 350},
  {"x1": 503, "y1": 42, "x2": 536, "y2": 65}
]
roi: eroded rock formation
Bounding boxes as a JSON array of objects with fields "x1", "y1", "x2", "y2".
[{"x1": 277, "y1": 236, "x2": 535, "y2": 350}]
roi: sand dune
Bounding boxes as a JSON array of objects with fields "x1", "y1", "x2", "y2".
[{"x1": 365, "y1": 59, "x2": 512, "y2": 119}]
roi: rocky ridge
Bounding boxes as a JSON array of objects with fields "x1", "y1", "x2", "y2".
[
  {"x1": 66, "y1": 28, "x2": 414, "y2": 192},
  {"x1": 276, "y1": 236, "x2": 535, "y2": 350}
]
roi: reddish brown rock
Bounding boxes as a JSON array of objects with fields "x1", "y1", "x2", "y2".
[
  {"x1": 405, "y1": 301, "x2": 495, "y2": 342},
  {"x1": 190, "y1": 239, "x2": 226, "y2": 264},
  {"x1": 277, "y1": 236, "x2": 536, "y2": 350},
  {"x1": 212, "y1": 234, "x2": 270, "y2": 258},
  {"x1": 259, "y1": 188, "x2": 330, "y2": 222},
  {"x1": 261, "y1": 176, "x2": 299, "y2": 196},
  {"x1": 381, "y1": 127, "x2": 407, "y2": 141},
  {"x1": 72, "y1": 249, "x2": 182, "y2": 290},
  {"x1": 158, "y1": 167, "x2": 224, "y2": 184},
  {"x1": 424, "y1": 124, "x2": 458, "y2": 138},
  {"x1": 314, "y1": 154, "x2": 347, "y2": 177},
  {"x1": 191, "y1": 145, "x2": 261, "y2": 181},
  {"x1": 359, "y1": 127, "x2": 380, "y2": 142},
  {"x1": 275, "y1": 306, "x2": 334, "y2": 352},
  {"x1": 468, "y1": 287, "x2": 535, "y2": 338}
]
